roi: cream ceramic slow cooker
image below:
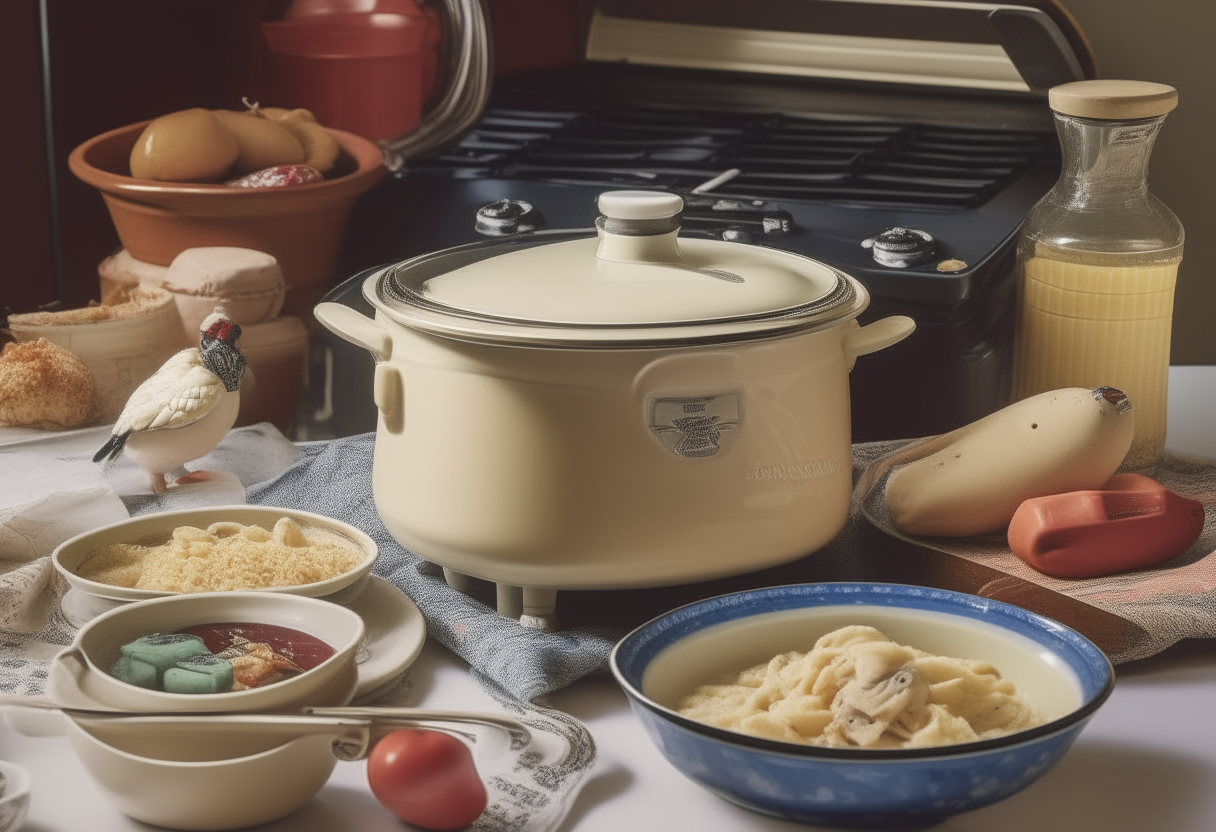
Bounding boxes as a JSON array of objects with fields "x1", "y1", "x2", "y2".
[{"x1": 315, "y1": 191, "x2": 915, "y2": 624}]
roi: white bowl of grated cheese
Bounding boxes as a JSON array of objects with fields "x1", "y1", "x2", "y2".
[{"x1": 53, "y1": 505, "x2": 378, "y2": 624}]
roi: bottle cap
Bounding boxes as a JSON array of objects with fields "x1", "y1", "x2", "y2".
[{"x1": 1049, "y1": 80, "x2": 1178, "y2": 120}]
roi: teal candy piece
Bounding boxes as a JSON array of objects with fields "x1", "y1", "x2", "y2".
[
  {"x1": 163, "y1": 653, "x2": 235, "y2": 694},
  {"x1": 120, "y1": 633, "x2": 209, "y2": 674},
  {"x1": 111, "y1": 654, "x2": 158, "y2": 689},
  {"x1": 115, "y1": 633, "x2": 210, "y2": 689}
]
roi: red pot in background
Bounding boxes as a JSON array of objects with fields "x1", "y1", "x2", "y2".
[{"x1": 261, "y1": 0, "x2": 439, "y2": 142}]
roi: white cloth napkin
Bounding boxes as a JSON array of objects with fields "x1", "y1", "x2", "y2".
[
  {"x1": 0, "y1": 423, "x2": 592, "y2": 832},
  {"x1": 0, "y1": 423, "x2": 302, "y2": 690},
  {"x1": 0, "y1": 452, "x2": 127, "y2": 634}
]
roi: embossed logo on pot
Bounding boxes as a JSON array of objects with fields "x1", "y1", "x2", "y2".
[
  {"x1": 746, "y1": 460, "x2": 840, "y2": 480},
  {"x1": 650, "y1": 395, "x2": 739, "y2": 458},
  {"x1": 747, "y1": 459, "x2": 840, "y2": 490}
]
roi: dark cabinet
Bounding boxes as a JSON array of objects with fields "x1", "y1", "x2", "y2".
[
  {"x1": 2, "y1": 0, "x2": 282, "y2": 318},
  {"x1": 0, "y1": 0, "x2": 582, "y2": 320}
]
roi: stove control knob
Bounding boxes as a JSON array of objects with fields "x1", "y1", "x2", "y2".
[
  {"x1": 475, "y1": 199, "x2": 542, "y2": 236},
  {"x1": 861, "y1": 227, "x2": 936, "y2": 268}
]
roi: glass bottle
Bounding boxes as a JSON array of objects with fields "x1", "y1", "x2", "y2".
[{"x1": 1012, "y1": 79, "x2": 1183, "y2": 469}]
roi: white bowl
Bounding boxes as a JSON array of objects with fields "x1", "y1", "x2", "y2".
[
  {"x1": 53, "y1": 505, "x2": 378, "y2": 623},
  {"x1": 0, "y1": 761, "x2": 30, "y2": 832},
  {"x1": 64, "y1": 718, "x2": 337, "y2": 831},
  {"x1": 70, "y1": 591, "x2": 365, "y2": 713}
]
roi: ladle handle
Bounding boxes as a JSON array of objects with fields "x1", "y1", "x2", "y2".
[
  {"x1": 1, "y1": 698, "x2": 535, "y2": 764},
  {"x1": 304, "y1": 706, "x2": 533, "y2": 750}
]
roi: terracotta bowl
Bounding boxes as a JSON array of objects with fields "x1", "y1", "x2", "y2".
[{"x1": 68, "y1": 120, "x2": 386, "y2": 314}]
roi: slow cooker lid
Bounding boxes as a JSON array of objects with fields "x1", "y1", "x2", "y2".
[{"x1": 380, "y1": 191, "x2": 863, "y2": 343}]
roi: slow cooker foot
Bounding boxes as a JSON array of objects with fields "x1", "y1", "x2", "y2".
[
  {"x1": 439, "y1": 569, "x2": 560, "y2": 629},
  {"x1": 493, "y1": 583, "x2": 557, "y2": 629},
  {"x1": 441, "y1": 567, "x2": 476, "y2": 594},
  {"x1": 495, "y1": 583, "x2": 522, "y2": 618},
  {"x1": 519, "y1": 587, "x2": 558, "y2": 630}
]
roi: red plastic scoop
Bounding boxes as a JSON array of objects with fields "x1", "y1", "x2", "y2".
[{"x1": 1008, "y1": 473, "x2": 1205, "y2": 578}]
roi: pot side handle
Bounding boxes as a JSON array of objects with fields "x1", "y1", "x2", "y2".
[
  {"x1": 843, "y1": 315, "x2": 916, "y2": 362},
  {"x1": 314, "y1": 302, "x2": 406, "y2": 431},
  {"x1": 314, "y1": 302, "x2": 392, "y2": 362}
]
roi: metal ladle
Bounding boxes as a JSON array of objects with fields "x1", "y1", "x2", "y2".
[{"x1": 0, "y1": 697, "x2": 531, "y2": 762}]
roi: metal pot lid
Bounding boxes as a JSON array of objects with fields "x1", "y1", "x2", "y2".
[{"x1": 376, "y1": 190, "x2": 867, "y2": 346}]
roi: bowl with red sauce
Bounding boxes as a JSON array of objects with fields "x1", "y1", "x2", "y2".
[{"x1": 70, "y1": 591, "x2": 366, "y2": 713}]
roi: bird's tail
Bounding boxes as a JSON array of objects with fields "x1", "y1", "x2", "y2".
[{"x1": 93, "y1": 432, "x2": 130, "y2": 463}]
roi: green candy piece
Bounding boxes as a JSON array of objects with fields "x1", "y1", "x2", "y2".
[
  {"x1": 114, "y1": 633, "x2": 210, "y2": 689},
  {"x1": 110, "y1": 654, "x2": 158, "y2": 689},
  {"x1": 163, "y1": 653, "x2": 234, "y2": 695},
  {"x1": 121, "y1": 633, "x2": 208, "y2": 669}
]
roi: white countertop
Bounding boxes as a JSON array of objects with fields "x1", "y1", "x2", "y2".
[{"x1": 3, "y1": 366, "x2": 1215, "y2": 832}]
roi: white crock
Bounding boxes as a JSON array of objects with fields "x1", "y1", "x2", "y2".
[{"x1": 315, "y1": 191, "x2": 915, "y2": 590}]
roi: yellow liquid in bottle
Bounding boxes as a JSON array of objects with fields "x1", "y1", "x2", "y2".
[{"x1": 1012, "y1": 252, "x2": 1179, "y2": 469}]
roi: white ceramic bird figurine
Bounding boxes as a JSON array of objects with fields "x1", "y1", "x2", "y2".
[{"x1": 94, "y1": 308, "x2": 247, "y2": 493}]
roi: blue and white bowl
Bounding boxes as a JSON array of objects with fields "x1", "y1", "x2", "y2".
[{"x1": 610, "y1": 582, "x2": 1114, "y2": 829}]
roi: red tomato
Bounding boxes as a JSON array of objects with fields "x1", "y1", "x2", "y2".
[{"x1": 366, "y1": 729, "x2": 488, "y2": 830}]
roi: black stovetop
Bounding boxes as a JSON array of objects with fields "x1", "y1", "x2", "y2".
[{"x1": 316, "y1": 65, "x2": 1060, "y2": 442}]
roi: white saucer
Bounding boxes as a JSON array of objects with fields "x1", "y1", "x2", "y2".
[
  {"x1": 51, "y1": 575, "x2": 424, "y2": 705},
  {"x1": 347, "y1": 575, "x2": 426, "y2": 700}
]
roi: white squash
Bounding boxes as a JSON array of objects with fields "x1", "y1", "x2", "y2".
[{"x1": 884, "y1": 387, "x2": 1134, "y2": 537}]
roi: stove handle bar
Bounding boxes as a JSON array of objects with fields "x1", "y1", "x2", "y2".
[
  {"x1": 987, "y1": 6, "x2": 1090, "y2": 92},
  {"x1": 381, "y1": 0, "x2": 494, "y2": 169},
  {"x1": 588, "y1": 0, "x2": 1096, "y2": 94}
]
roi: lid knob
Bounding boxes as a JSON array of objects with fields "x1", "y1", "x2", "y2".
[
  {"x1": 595, "y1": 191, "x2": 685, "y2": 264},
  {"x1": 597, "y1": 190, "x2": 683, "y2": 221},
  {"x1": 597, "y1": 191, "x2": 684, "y2": 240}
]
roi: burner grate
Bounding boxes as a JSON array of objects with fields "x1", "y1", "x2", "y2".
[{"x1": 413, "y1": 103, "x2": 1056, "y2": 211}]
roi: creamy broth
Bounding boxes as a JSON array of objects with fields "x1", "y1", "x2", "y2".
[{"x1": 676, "y1": 625, "x2": 1043, "y2": 749}]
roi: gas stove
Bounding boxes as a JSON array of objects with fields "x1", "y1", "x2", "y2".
[{"x1": 314, "y1": 0, "x2": 1094, "y2": 443}]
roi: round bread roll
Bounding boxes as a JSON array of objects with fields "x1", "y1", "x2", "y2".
[
  {"x1": 162, "y1": 247, "x2": 286, "y2": 339},
  {"x1": 0, "y1": 339, "x2": 96, "y2": 429}
]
